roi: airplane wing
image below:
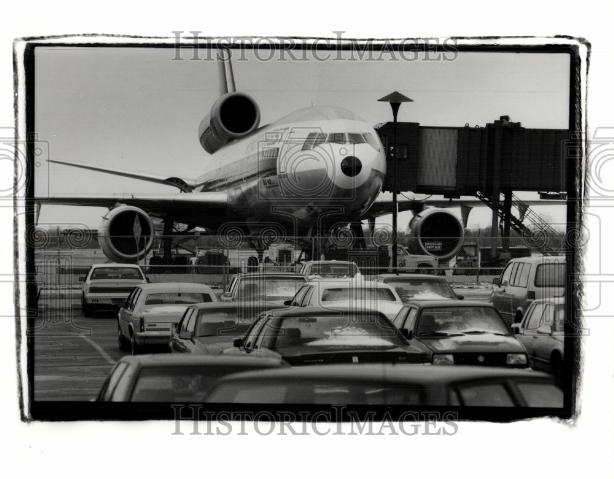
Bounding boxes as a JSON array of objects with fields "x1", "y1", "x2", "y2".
[
  {"x1": 36, "y1": 192, "x2": 233, "y2": 227},
  {"x1": 47, "y1": 159, "x2": 198, "y2": 192}
]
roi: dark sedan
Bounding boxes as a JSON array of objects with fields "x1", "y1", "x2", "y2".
[
  {"x1": 169, "y1": 301, "x2": 287, "y2": 354},
  {"x1": 224, "y1": 306, "x2": 430, "y2": 366},
  {"x1": 205, "y1": 364, "x2": 563, "y2": 407},
  {"x1": 96, "y1": 354, "x2": 287, "y2": 402},
  {"x1": 392, "y1": 300, "x2": 528, "y2": 367}
]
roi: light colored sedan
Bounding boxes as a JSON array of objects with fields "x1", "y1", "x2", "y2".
[
  {"x1": 118, "y1": 282, "x2": 217, "y2": 354},
  {"x1": 285, "y1": 278, "x2": 403, "y2": 320}
]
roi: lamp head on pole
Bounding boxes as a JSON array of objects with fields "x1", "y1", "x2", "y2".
[{"x1": 378, "y1": 91, "x2": 413, "y2": 120}]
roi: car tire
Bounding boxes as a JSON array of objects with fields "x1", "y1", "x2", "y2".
[
  {"x1": 117, "y1": 322, "x2": 129, "y2": 351},
  {"x1": 130, "y1": 332, "x2": 141, "y2": 355},
  {"x1": 82, "y1": 300, "x2": 93, "y2": 317}
]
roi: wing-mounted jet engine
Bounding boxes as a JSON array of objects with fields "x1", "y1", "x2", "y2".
[
  {"x1": 408, "y1": 208, "x2": 464, "y2": 260},
  {"x1": 99, "y1": 205, "x2": 154, "y2": 263},
  {"x1": 198, "y1": 49, "x2": 261, "y2": 154}
]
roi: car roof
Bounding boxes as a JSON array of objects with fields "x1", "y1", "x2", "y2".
[
  {"x1": 213, "y1": 364, "x2": 552, "y2": 386},
  {"x1": 507, "y1": 255, "x2": 565, "y2": 264},
  {"x1": 233, "y1": 272, "x2": 305, "y2": 279},
  {"x1": 188, "y1": 301, "x2": 287, "y2": 311},
  {"x1": 134, "y1": 282, "x2": 215, "y2": 293},
  {"x1": 264, "y1": 305, "x2": 389, "y2": 318},
  {"x1": 304, "y1": 279, "x2": 392, "y2": 288},
  {"x1": 405, "y1": 300, "x2": 496, "y2": 308},
  {"x1": 530, "y1": 297, "x2": 565, "y2": 305},
  {"x1": 118, "y1": 354, "x2": 285, "y2": 368},
  {"x1": 376, "y1": 274, "x2": 445, "y2": 280},
  {"x1": 90, "y1": 263, "x2": 143, "y2": 269}
]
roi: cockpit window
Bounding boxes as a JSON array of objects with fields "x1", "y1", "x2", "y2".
[
  {"x1": 347, "y1": 133, "x2": 366, "y2": 144},
  {"x1": 301, "y1": 132, "x2": 327, "y2": 151},
  {"x1": 363, "y1": 133, "x2": 381, "y2": 151},
  {"x1": 328, "y1": 133, "x2": 347, "y2": 144}
]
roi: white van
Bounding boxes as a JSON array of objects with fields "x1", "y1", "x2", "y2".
[{"x1": 490, "y1": 255, "x2": 565, "y2": 325}]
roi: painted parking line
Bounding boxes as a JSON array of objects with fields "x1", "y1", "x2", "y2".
[{"x1": 79, "y1": 334, "x2": 116, "y2": 366}]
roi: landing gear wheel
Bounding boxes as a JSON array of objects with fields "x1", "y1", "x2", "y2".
[{"x1": 117, "y1": 323, "x2": 129, "y2": 351}]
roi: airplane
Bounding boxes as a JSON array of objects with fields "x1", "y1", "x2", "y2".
[{"x1": 36, "y1": 48, "x2": 561, "y2": 265}]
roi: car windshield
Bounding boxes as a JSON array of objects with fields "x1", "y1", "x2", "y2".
[
  {"x1": 384, "y1": 278, "x2": 456, "y2": 301},
  {"x1": 309, "y1": 263, "x2": 358, "y2": 277},
  {"x1": 236, "y1": 278, "x2": 305, "y2": 301},
  {"x1": 261, "y1": 314, "x2": 405, "y2": 348},
  {"x1": 129, "y1": 365, "x2": 267, "y2": 402},
  {"x1": 91, "y1": 267, "x2": 143, "y2": 280},
  {"x1": 195, "y1": 309, "x2": 256, "y2": 337},
  {"x1": 417, "y1": 306, "x2": 510, "y2": 337},
  {"x1": 321, "y1": 287, "x2": 396, "y2": 302},
  {"x1": 534, "y1": 263, "x2": 566, "y2": 287},
  {"x1": 144, "y1": 292, "x2": 212, "y2": 305}
]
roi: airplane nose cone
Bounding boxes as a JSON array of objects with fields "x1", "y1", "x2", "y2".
[{"x1": 340, "y1": 156, "x2": 362, "y2": 177}]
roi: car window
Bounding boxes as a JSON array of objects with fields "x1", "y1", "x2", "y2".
[
  {"x1": 500, "y1": 263, "x2": 514, "y2": 285},
  {"x1": 515, "y1": 382, "x2": 563, "y2": 407},
  {"x1": 417, "y1": 306, "x2": 509, "y2": 336},
  {"x1": 130, "y1": 289, "x2": 143, "y2": 310},
  {"x1": 456, "y1": 383, "x2": 515, "y2": 407},
  {"x1": 534, "y1": 263, "x2": 566, "y2": 287},
  {"x1": 405, "y1": 308, "x2": 419, "y2": 330},
  {"x1": 125, "y1": 289, "x2": 138, "y2": 311},
  {"x1": 179, "y1": 309, "x2": 194, "y2": 336},
  {"x1": 540, "y1": 305, "x2": 557, "y2": 331},
  {"x1": 385, "y1": 278, "x2": 456, "y2": 301},
  {"x1": 302, "y1": 286, "x2": 316, "y2": 306},
  {"x1": 91, "y1": 267, "x2": 143, "y2": 280},
  {"x1": 144, "y1": 292, "x2": 212, "y2": 305},
  {"x1": 510, "y1": 263, "x2": 524, "y2": 286},
  {"x1": 508, "y1": 263, "x2": 519, "y2": 286},
  {"x1": 291, "y1": 285, "x2": 309, "y2": 306},
  {"x1": 553, "y1": 304, "x2": 565, "y2": 332},
  {"x1": 320, "y1": 287, "x2": 396, "y2": 302},
  {"x1": 185, "y1": 310, "x2": 198, "y2": 335},
  {"x1": 526, "y1": 303, "x2": 546, "y2": 330},
  {"x1": 516, "y1": 263, "x2": 530, "y2": 287}
]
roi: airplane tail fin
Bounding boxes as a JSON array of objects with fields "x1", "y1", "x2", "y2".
[{"x1": 217, "y1": 48, "x2": 236, "y2": 95}]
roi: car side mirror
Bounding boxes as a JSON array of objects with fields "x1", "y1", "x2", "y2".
[
  {"x1": 221, "y1": 292, "x2": 232, "y2": 301},
  {"x1": 511, "y1": 323, "x2": 521, "y2": 334},
  {"x1": 283, "y1": 299, "x2": 293, "y2": 306},
  {"x1": 537, "y1": 324, "x2": 552, "y2": 335},
  {"x1": 232, "y1": 338, "x2": 244, "y2": 348},
  {"x1": 399, "y1": 328, "x2": 412, "y2": 340},
  {"x1": 145, "y1": 277, "x2": 150, "y2": 283},
  {"x1": 492, "y1": 277, "x2": 501, "y2": 286},
  {"x1": 79, "y1": 276, "x2": 85, "y2": 282},
  {"x1": 456, "y1": 294, "x2": 464, "y2": 300}
]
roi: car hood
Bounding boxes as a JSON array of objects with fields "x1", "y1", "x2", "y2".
[{"x1": 420, "y1": 333, "x2": 525, "y2": 353}]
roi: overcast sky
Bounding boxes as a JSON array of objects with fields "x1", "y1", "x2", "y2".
[{"x1": 34, "y1": 46, "x2": 570, "y2": 229}]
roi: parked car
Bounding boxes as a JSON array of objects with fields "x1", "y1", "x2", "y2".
[
  {"x1": 220, "y1": 272, "x2": 306, "y2": 304},
  {"x1": 392, "y1": 300, "x2": 528, "y2": 367},
  {"x1": 169, "y1": 301, "x2": 287, "y2": 354},
  {"x1": 298, "y1": 260, "x2": 360, "y2": 279},
  {"x1": 491, "y1": 255, "x2": 565, "y2": 324},
  {"x1": 81, "y1": 263, "x2": 147, "y2": 316},
  {"x1": 205, "y1": 364, "x2": 563, "y2": 407},
  {"x1": 117, "y1": 282, "x2": 217, "y2": 354},
  {"x1": 96, "y1": 354, "x2": 286, "y2": 402},
  {"x1": 511, "y1": 297, "x2": 565, "y2": 381},
  {"x1": 285, "y1": 279, "x2": 403, "y2": 320},
  {"x1": 375, "y1": 273, "x2": 461, "y2": 302},
  {"x1": 225, "y1": 306, "x2": 429, "y2": 365}
]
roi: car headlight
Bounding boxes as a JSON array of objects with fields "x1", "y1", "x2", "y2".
[
  {"x1": 506, "y1": 353, "x2": 528, "y2": 365},
  {"x1": 432, "y1": 354, "x2": 454, "y2": 365}
]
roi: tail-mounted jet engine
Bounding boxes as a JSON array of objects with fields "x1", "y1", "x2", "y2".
[
  {"x1": 408, "y1": 208, "x2": 464, "y2": 260},
  {"x1": 198, "y1": 92, "x2": 261, "y2": 154},
  {"x1": 99, "y1": 205, "x2": 154, "y2": 263}
]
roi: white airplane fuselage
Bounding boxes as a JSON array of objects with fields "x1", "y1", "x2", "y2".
[{"x1": 195, "y1": 106, "x2": 386, "y2": 236}]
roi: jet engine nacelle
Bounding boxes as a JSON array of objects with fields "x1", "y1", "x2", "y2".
[
  {"x1": 198, "y1": 92, "x2": 261, "y2": 154},
  {"x1": 99, "y1": 205, "x2": 154, "y2": 263},
  {"x1": 408, "y1": 208, "x2": 464, "y2": 260}
]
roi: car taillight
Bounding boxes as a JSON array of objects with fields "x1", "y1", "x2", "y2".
[{"x1": 527, "y1": 291, "x2": 536, "y2": 300}]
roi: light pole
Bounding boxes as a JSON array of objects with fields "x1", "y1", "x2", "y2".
[{"x1": 378, "y1": 91, "x2": 413, "y2": 272}]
